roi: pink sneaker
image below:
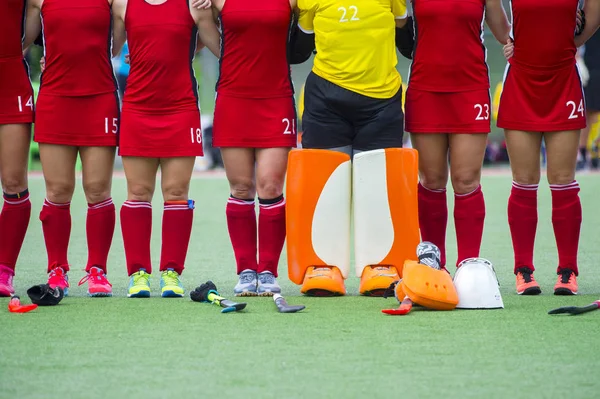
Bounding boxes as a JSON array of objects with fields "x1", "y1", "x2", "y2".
[
  {"x1": 48, "y1": 267, "x2": 69, "y2": 296},
  {"x1": 0, "y1": 265, "x2": 14, "y2": 297},
  {"x1": 78, "y1": 267, "x2": 112, "y2": 297}
]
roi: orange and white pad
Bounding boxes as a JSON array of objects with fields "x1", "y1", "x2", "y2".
[
  {"x1": 286, "y1": 149, "x2": 352, "y2": 285},
  {"x1": 353, "y1": 148, "x2": 420, "y2": 278},
  {"x1": 401, "y1": 260, "x2": 458, "y2": 310}
]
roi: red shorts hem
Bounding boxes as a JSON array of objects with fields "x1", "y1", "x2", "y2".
[
  {"x1": 118, "y1": 147, "x2": 202, "y2": 157},
  {"x1": 496, "y1": 121, "x2": 586, "y2": 132},
  {"x1": 34, "y1": 135, "x2": 117, "y2": 147},
  {"x1": 213, "y1": 140, "x2": 296, "y2": 148},
  {"x1": 406, "y1": 125, "x2": 490, "y2": 134},
  {"x1": 0, "y1": 115, "x2": 34, "y2": 124}
]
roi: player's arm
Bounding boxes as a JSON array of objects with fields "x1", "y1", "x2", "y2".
[
  {"x1": 391, "y1": 0, "x2": 413, "y2": 59},
  {"x1": 191, "y1": 7, "x2": 220, "y2": 58},
  {"x1": 485, "y1": 0, "x2": 510, "y2": 45},
  {"x1": 111, "y1": 0, "x2": 127, "y2": 57},
  {"x1": 289, "y1": 10, "x2": 315, "y2": 64},
  {"x1": 576, "y1": 0, "x2": 600, "y2": 47},
  {"x1": 23, "y1": 0, "x2": 42, "y2": 50}
]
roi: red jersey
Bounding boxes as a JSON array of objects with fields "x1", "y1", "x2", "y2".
[
  {"x1": 408, "y1": 0, "x2": 489, "y2": 92},
  {"x1": 123, "y1": 0, "x2": 199, "y2": 113},
  {"x1": 39, "y1": 0, "x2": 116, "y2": 96},
  {"x1": 0, "y1": 0, "x2": 26, "y2": 60},
  {"x1": 216, "y1": 0, "x2": 294, "y2": 98},
  {"x1": 509, "y1": 0, "x2": 578, "y2": 71}
]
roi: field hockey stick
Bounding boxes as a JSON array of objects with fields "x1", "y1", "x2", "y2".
[
  {"x1": 8, "y1": 296, "x2": 38, "y2": 314},
  {"x1": 548, "y1": 300, "x2": 600, "y2": 316},
  {"x1": 273, "y1": 294, "x2": 305, "y2": 313},
  {"x1": 190, "y1": 281, "x2": 247, "y2": 313},
  {"x1": 382, "y1": 296, "x2": 413, "y2": 316}
]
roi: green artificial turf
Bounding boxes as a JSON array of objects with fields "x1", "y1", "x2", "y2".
[{"x1": 1, "y1": 173, "x2": 599, "y2": 399}]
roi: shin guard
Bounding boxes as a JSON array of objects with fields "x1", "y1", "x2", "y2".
[
  {"x1": 286, "y1": 149, "x2": 351, "y2": 284},
  {"x1": 353, "y1": 148, "x2": 420, "y2": 278}
]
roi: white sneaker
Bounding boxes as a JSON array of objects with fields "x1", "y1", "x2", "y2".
[
  {"x1": 234, "y1": 269, "x2": 258, "y2": 297},
  {"x1": 257, "y1": 271, "x2": 281, "y2": 296}
]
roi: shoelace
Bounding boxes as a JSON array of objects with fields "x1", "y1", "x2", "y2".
[
  {"x1": 49, "y1": 268, "x2": 67, "y2": 283},
  {"x1": 259, "y1": 273, "x2": 275, "y2": 284},
  {"x1": 559, "y1": 270, "x2": 574, "y2": 284},
  {"x1": 239, "y1": 272, "x2": 256, "y2": 284},
  {"x1": 162, "y1": 271, "x2": 180, "y2": 286},
  {"x1": 516, "y1": 268, "x2": 533, "y2": 283},
  {"x1": 133, "y1": 272, "x2": 149, "y2": 286},
  {"x1": 78, "y1": 269, "x2": 112, "y2": 287}
]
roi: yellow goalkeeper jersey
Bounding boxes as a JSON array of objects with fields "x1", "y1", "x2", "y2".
[{"x1": 297, "y1": 0, "x2": 407, "y2": 99}]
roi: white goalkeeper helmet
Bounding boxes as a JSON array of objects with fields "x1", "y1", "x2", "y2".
[{"x1": 453, "y1": 258, "x2": 504, "y2": 309}]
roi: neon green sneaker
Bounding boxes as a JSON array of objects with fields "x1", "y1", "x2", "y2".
[
  {"x1": 128, "y1": 269, "x2": 151, "y2": 298},
  {"x1": 160, "y1": 269, "x2": 184, "y2": 298}
]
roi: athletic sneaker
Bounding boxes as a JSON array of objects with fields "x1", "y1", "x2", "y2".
[
  {"x1": 160, "y1": 269, "x2": 185, "y2": 298},
  {"x1": 128, "y1": 269, "x2": 151, "y2": 298},
  {"x1": 257, "y1": 271, "x2": 281, "y2": 296},
  {"x1": 234, "y1": 269, "x2": 258, "y2": 297},
  {"x1": 0, "y1": 265, "x2": 14, "y2": 297},
  {"x1": 554, "y1": 269, "x2": 578, "y2": 295},
  {"x1": 515, "y1": 267, "x2": 541, "y2": 295},
  {"x1": 48, "y1": 267, "x2": 69, "y2": 296},
  {"x1": 359, "y1": 266, "x2": 400, "y2": 296},
  {"x1": 78, "y1": 266, "x2": 112, "y2": 297}
]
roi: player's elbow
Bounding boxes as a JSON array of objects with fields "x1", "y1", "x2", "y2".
[
  {"x1": 395, "y1": 16, "x2": 415, "y2": 60},
  {"x1": 289, "y1": 29, "x2": 315, "y2": 64}
]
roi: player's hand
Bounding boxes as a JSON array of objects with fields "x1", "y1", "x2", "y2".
[
  {"x1": 124, "y1": 54, "x2": 130, "y2": 64},
  {"x1": 576, "y1": 8, "x2": 585, "y2": 36},
  {"x1": 503, "y1": 38, "x2": 514, "y2": 60},
  {"x1": 191, "y1": 0, "x2": 212, "y2": 9},
  {"x1": 577, "y1": 56, "x2": 590, "y2": 87},
  {"x1": 40, "y1": 56, "x2": 45, "y2": 72}
]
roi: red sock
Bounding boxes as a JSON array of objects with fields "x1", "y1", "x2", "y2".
[
  {"x1": 160, "y1": 200, "x2": 194, "y2": 275},
  {"x1": 86, "y1": 198, "x2": 115, "y2": 273},
  {"x1": 550, "y1": 181, "x2": 582, "y2": 275},
  {"x1": 120, "y1": 201, "x2": 152, "y2": 275},
  {"x1": 508, "y1": 182, "x2": 538, "y2": 274},
  {"x1": 258, "y1": 195, "x2": 286, "y2": 277},
  {"x1": 418, "y1": 183, "x2": 448, "y2": 267},
  {"x1": 226, "y1": 196, "x2": 257, "y2": 274},
  {"x1": 454, "y1": 185, "x2": 486, "y2": 266},
  {"x1": 39, "y1": 199, "x2": 71, "y2": 272},
  {"x1": 0, "y1": 191, "x2": 31, "y2": 271}
]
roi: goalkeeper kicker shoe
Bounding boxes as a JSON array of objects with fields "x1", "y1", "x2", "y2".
[
  {"x1": 257, "y1": 271, "x2": 281, "y2": 296},
  {"x1": 359, "y1": 266, "x2": 400, "y2": 297},
  {"x1": 234, "y1": 269, "x2": 258, "y2": 297},
  {"x1": 301, "y1": 266, "x2": 346, "y2": 296},
  {"x1": 78, "y1": 267, "x2": 112, "y2": 297},
  {"x1": 128, "y1": 269, "x2": 151, "y2": 298},
  {"x1": 160, "y1": 269, "x2": 185, "y2": 297},
  {"x1": 515, "y1": 267, "x2": 541, "y2": 295}
]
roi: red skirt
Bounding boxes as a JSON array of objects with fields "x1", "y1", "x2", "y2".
[
  {"x1": 34, "y1": 91, "x2": 119, "y2": 146},
  {"x1": 497, "y1": 63, "x2": 586, "y2": 132},
  {"x1": 119, "y1": 107, "x2": 203, "y2": 157},
  {"x1": 213, "y1": 94, "x2": 298, "y2": 148},
  {"x1": 405, "y1": 88, "x2": 491, "y2": 134},
  {"x1": 0, "y1": 57, "x2": 34, "y2": 124}
]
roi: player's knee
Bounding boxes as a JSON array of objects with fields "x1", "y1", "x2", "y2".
[
  {"x1": 45, "y1": 181, "x2": 75, "y2": 203},
  {"x1": 257, "y1": 180, "x2": 284, "y2": 199},
  {"x1": 1, "y1": 175, "x2": 28, "y2": 195},
  {"x1": 512, "y1": 172, "x2": 540, "y2": 186},
  {"x1": 547, "y1": 170, "x2": 576, "y2": 186},
  {"x1": 419, "y1": 174, "x2": 447, "y2": 191},
  {"x1": 128, "y1": 183, "x2": 154, "y2": 202},
  {"x1": 83, "y1": 181, "x2": 111, "y2": 204},
  {"x1": 229, "y1": 181, "x2": 256, "y2": 200},
  {"x1": 451, "y1": 173, "x2": 480, "y2": 195},
  {"x1": 162, "y1": 184, "x2": 189, "y2": 202}
]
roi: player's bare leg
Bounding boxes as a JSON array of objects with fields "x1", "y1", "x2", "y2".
[
  {"x1": 254, "y1": 147, "x2": 289, "y2": 295},
  {"x1": 79, "y1": 146, "x2": 116, "y2": 296},
  {"x1": 221, "y1": 148, "x2": 259, "y2": 296},
  {"x1": 0, "y1": 124, "x2": 32, "y2": 296},
  {"x1": 39, "y1": 144, "x2": 78, "y2": 294},
  {"x1": 449, "y1": 134, "x2": 487, "y2": 266},
  {"x1": 121, "y1": 156, "x2": 159, "y2": 297},
  {"x1": 410, "y1": 133, "x2": 449, "y2": 268},
  {"x1": 544, "y1": 130, "x2": 581, "y2": 295},
  {"x1": 504, "y1": 130, "x2": 543, "y2": 295}
]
